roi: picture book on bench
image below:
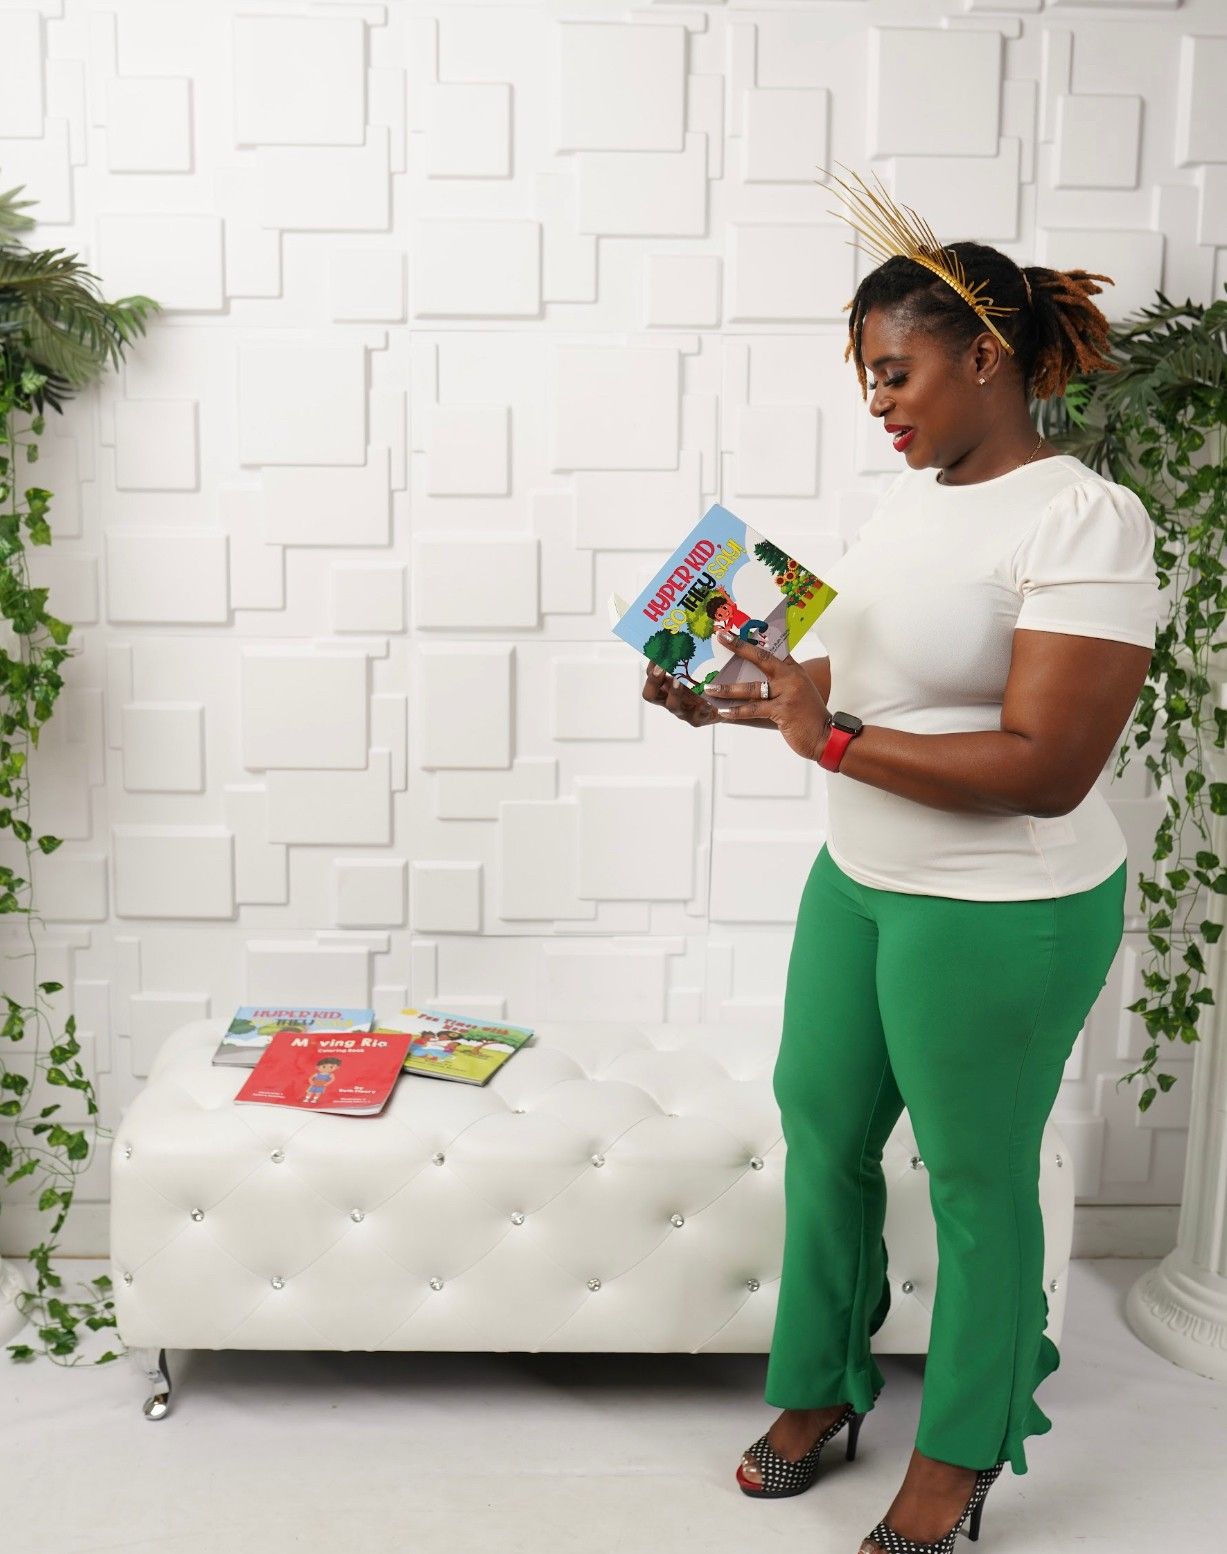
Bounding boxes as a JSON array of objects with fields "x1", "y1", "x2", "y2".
[
  {"x1": 212, "y1": 1006, "x2": 375, "y2": 1068},
  {"x1": 234, "y1": 1028, "x2": 415, "y2": 1116},
  {"x1": 609, "y1": 502, "x2": 837, "y2": 697},
  {"x1": 220, "y1": 1003, "x2": 536, "y2": 1112},
  {"x1": 389, "y1": 1007, "x2": 534, "y2": 1086}
]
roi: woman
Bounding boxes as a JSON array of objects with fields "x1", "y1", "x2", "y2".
[{"x1": 642, "y1": 178, "x2": 1160, "y2": 1554}]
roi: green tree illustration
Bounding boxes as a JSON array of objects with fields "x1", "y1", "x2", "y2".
[
  {"x1": 642, "y1": 626, "x2": 713, "y2": 691},
  {"x1": 753, "y1": 540, "x2": 790, "y2": 577}
]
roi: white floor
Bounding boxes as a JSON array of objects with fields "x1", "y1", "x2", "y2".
[{"x1": 3, "y1": 1257, "x2": 1222, "y2": 1554}]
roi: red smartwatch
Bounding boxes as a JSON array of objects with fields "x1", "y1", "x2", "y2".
[{"x1": 818, "y1": 711, "x2": 864, "y2": 772}]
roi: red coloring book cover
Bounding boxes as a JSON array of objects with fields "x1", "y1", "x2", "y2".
[{"x1": 234, "y1": 1028, "x2": 416, "y2": 1116}]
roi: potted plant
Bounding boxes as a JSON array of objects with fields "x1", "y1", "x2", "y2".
[
  {"x1": 0, "y1": 178, "x2": 158, "y2": 1361},
  {"x1": 1036, "y1": 287, "x2": 1227, "y2": 1380},
  {"x1": 1036, "y1": 288, "x2": 1227, "y2": 1108}
]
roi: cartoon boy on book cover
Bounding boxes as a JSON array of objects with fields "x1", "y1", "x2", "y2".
[
  {"x1": 705, "y1": 592, "x2": 769, "y2": 645},
  {"x1": 304, "y1": 1055, "x2": 342, "y2": 1103}
]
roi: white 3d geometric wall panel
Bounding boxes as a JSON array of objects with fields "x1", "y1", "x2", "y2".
[{"x1": 3, "y1": 0, "x2": 1223, "y2": 1254}]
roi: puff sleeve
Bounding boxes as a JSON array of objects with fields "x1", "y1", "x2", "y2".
[{"x1": 1010, "y1": 476, "x2": 1161, "y2": 648}]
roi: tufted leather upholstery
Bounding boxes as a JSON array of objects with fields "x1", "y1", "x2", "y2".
[{"x1": 110, "y1": 1019, "x2": 1074, "y2": 1353}]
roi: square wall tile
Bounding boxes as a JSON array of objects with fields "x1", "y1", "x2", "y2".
[
  {"x1": 30, "y1": 853, "x2": 108, "y2": 922},
  {"x1": 417, "y1": 646, "x2": 513, "y2": 769},
  {"x1": 113, "y1": 400, "x2": 198, "y2": 491},
  {"x1": 413, "y1": 538, "x2": 538, "y2": 630},
  {"x1": 266, "y1": 753, "x2": 392, "y2": 844},
  {"x1": 1054, "y1": 96, "x2": 1142, "y2": 189},
  {"x1": 107, "y1": 77, "x2": 192, "y2": 172},
  {"x1": 97, "y1": 214, "x2": 223, "y2": 312},
  {"x1": 330, "y1": 251, "x2": 405, "y2": 321},
  {"x1": 410, "y1": 861, "x2": 482, "y2": 933},
  {"x1": 105, "y1": 531, "x2": 228, "y2": 624},
  {"x1": 728, "y1": 224, "x2": 854, "y2": 322},
  {"x1": 332, "y1": 565, "x2": 405, "y2": 633},
  {"x1": 577, "y1": 133, "x2": 707, "y2": 237},
  {"x1": 551, "y1": 656, "x2": 644, "y2": 741},
  {"x1": 336, "y1": 859, "x2": 407, "y2": 928},
  {"x1": 113, "y1": 826, "x2": 234, "y2": 919},
  {"x1": 427, "y1": 405, "x2": 510, "y2": 495},
  {"x1": 733, "y1": 406, "x2": 820, "y2": 497},
  {"x1": 1176, "y1": 35, "x2": 1227, "y2": 166},
  {"x1": 233, "y1": 14, "x2": 366, "y2": 146},
  {"x1": 558, "y1": 22, "x2": 685, "y2": 152},
  {"x1": 122, "y1": 703, "x2": 205, "y2": 792},
  {"x1": 743, "y1": 88, "x2": 829, "y2": 183},
  {"x1": 551, "y1": 345, "x2": 679, "y2": 470},
  {"x1": 645, "y1": 254, "x2": 721, "y2": 328},
  {"x1": 238, "y1": 340, "x2": 367, "y2": 466},
  {"x1": 426, "y1": 83, "x2": 511, "y2": 178},
  {"x1": 412, "y1": 219, "x2": 541, "y2": 317},
  {"x1": 576, "y1": 778, "x2": 697, "y2": 900},
  {"x1": 869, "y1": 27, "x2": 1001, "y2": 158},
  {"x1": 242, "y1": 650, "x2": 369, "y2": 770}
]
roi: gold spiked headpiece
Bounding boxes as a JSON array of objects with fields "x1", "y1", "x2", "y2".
[{"x1": 820, "y1": 163, "x2": 1017, "y2": 355}]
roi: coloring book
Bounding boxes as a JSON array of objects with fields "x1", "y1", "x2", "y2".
[{"x1": 233, "y1": 1028, "x2": 415, "y2": 1116}]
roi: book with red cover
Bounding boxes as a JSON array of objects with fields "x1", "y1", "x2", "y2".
[{"x1": 233, "y1": 1028, "x2": 415, "y2": 1116}]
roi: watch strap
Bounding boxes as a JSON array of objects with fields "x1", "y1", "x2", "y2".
[
  {"x1": 818, "y1": 725, "x2": 853, "y2": 772},
  {"x1": 818, "y1": 713, "x2": 861, "y2": 773}
]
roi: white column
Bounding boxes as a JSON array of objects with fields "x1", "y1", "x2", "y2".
[
  {"x1": 1125, "y1": 651, "x2": 1227, "y2": 1377},
  {"x1": 0, "y1": 1256, "x2": 30, "y2": 1344}
]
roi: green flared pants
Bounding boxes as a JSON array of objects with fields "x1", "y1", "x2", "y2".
[{"x1": 765, "y1": 842, "x2": 1127, "y2": 1476}]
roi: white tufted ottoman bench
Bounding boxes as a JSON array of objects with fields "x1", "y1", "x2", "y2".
[{"x1": 110, "y1": 1018, "x2": 1075, "y2": 1418}]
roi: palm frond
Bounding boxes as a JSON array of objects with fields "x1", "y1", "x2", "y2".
[
  {"x1": 0, "y1": 214, "x2": 161, "y2": 399},
  {"x1": 1040, "y1": 282, "x2": 1227, "y2": 488},
  {"x1": 0, "y1": 182, "x2": 38, "y2": 247}
]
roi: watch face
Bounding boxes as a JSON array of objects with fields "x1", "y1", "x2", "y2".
[{"x1": 832, "y1": 712, "x2": 863, "y2": 734}]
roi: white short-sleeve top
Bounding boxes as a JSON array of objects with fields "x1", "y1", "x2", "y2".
[{"x1": 813, "y1": 453, "x2": 1162, "y2": 900}]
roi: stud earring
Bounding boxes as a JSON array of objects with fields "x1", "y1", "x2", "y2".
[{"x1": 978, "y1": 377, "x2": 986, "y2": 385}]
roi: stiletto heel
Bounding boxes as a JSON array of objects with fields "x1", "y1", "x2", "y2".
[
  {"x1": 861, "y1": 1460, "x2": 1005, "y2": 1553},
  {"x1": 736, "y1": 1389, "x2": 881, "y2": 1499}
]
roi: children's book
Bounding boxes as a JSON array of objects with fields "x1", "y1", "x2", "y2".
[
  {"x1": 389, "y1": 1007, "x2": 534, "y2": 1086},
  {"x1": 212, "y1": 1006, "x2": 375, "y2": 1068},
  {"x1": 233, "y1": 1027, "x2": 416, "y2": 1116},
  {"x1": 609, "y1": 503, "x2": 837, "y2": 699}
]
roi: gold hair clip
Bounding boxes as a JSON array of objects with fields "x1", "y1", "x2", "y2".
[{"x1": 820, "y1": 162, "x2": 1017, "y2": 355}]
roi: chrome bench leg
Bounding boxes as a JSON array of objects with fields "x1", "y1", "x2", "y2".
[{"x1": 130, "y1": 1346, "x2": 172, "y2": 1419}]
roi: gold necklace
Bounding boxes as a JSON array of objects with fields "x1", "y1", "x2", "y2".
[{"x1": 937, "y1": 433, "x2": 1045, "y2": 485}]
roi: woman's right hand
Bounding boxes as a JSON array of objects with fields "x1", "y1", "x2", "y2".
[{"x1": 642, "y1": 664, "x2": 721, "y2": 728}]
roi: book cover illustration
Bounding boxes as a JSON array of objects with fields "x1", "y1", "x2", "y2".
[
  {"x1": 610, "y1": 503, "x2": 836, "y2": 698},
  {"x1": 390, "y1": 1007, "x2": 534, "y2": 1087},
  {"x1": 212, "y1": 1005, "x2": 376, "y2": 1068},
  {"x1": 233, "y1": 1027, "x2": 416, "y2": 1116}
]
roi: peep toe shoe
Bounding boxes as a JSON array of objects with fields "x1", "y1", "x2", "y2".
[
  {"x1": 736, "y1": 1397, "x2": 874, "y2": 1499},
  {"x1": 861, "y1": 1460, "x2": 1005, "y2": 1552}
]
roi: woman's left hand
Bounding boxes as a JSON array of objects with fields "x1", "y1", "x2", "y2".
[{"x1": 705, "y1": 631, "x2": 832, "y2": 764}]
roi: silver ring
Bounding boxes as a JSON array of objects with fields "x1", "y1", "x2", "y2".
[{"x1": 759, "y1": 680, "x2": 770, "y2": 700}]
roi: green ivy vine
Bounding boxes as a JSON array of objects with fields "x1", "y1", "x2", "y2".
[
  {"x1": 0, "y1": 177, "x2": 157, "y2": 1362},
  {"x1": 1037, "y1": 288, "x2": 1227, "y2": 1115}
]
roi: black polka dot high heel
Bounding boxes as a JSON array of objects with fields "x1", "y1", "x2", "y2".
[
  {"x1": 861, "y1": 1460, "x2": 1005, "y2": 1551},
  {"x1": 736, "y1": 1393, "x2": 878, "y2": 1499}
]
